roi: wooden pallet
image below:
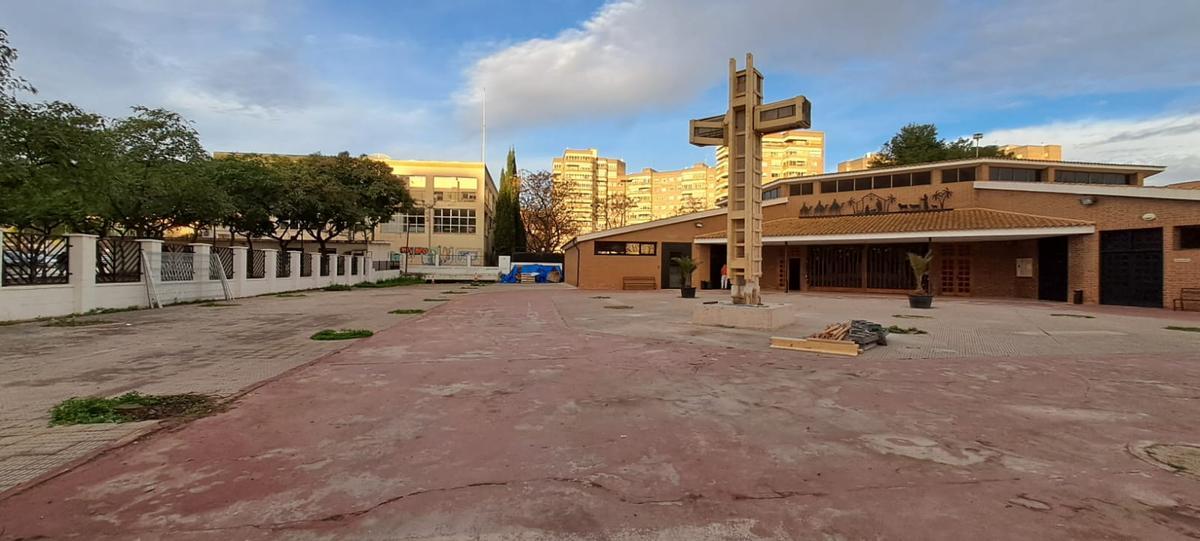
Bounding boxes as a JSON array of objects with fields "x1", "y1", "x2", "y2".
[{"x1": 769, "y1": 336, "x2": 861, "y2": 357}]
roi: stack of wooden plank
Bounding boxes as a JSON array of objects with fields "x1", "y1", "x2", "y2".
[{"x1": 770, "y1": 320, "x2": 889, "y2": 357}]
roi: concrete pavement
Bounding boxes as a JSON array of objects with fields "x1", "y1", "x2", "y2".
[{"x1": 1, "y1": 287, "x2": 1198, "y2": 539}]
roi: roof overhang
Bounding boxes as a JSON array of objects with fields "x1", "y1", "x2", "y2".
[
  {"x1": 695, "y1": 225, "x2": 1096, "y2": 245},
  {"x1": 976, "y1": 181, "x2": 1200, "y2": 201}
]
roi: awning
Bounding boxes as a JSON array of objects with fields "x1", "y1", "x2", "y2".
[{"x1": 695, "y1": 208, "x2": 1094, "y2": 245}]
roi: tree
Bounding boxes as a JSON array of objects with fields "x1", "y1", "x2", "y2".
[
  {"x1": 871, "y1": 123, "x2": 1010, "y2": 168},
  {"x1": 493, "y1": 154, "x2": 519, "y2": 256},
  {"x1": 675, "y1": 195, "x2": 707, "y2": 217},
  {"x1": 287, "y1": 152, "x2": 413, "y2": 255},
  {"x1": 505, "y1": 147, "x2": 526, "y2": 252},
  {"x1": 605, "y1": 193, "x2": 635, "y2": 228},
  {"x1": 0, "y1": 101, "x2": 111, "y2": 236},
  {"x1": 207, "y1": 155, "x2": 283, "y2": 248},
  {"x1": 0, "y1": 28, "x2": 35, "y2": 101},
  {"x1": 519, "y1": 169, "x2": 579, "y2": 253}
]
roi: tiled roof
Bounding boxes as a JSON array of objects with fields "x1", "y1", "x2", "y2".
[
  {"x1": 1166, "y1": 180, "x2": 1200, "y2": 190},
  {"x1": 695, "y1": 208, "x2": 1092, "y2": 239}
]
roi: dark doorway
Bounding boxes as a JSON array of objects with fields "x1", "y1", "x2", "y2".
[
  {"x1": 1037, "y1": 237, "x2": 1069, "y2": 301},
  {"x1": 788, "y1": 258, "x2": 802, "y2": 291},
  {"x1": 661, "y1": 243, "x2": 692, "y2": 289},
  {"x1": 707, "y1": 244, "x2": 727, "y2": 289},
  {"x1": 1100, "y1": 228, "x2": 1163, "y2": 307}
]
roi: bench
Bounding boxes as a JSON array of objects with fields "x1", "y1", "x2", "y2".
[
  {"x1": 1174, "y1": 288, "x2": 1200, "y2": 311},
  {"x1": 622, "y1": 276, "x2": 656, "y2": 290}
]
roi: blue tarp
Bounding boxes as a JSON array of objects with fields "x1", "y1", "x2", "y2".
[{"x1": 501, "y1": 264, "x2": 562, "y2": 284}]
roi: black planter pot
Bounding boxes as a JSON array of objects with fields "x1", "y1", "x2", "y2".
[
  {"x1": 681, "y1": 287, "x2": 697, "y2": 298},
  {"x1": 907, "y1": 294, "x2": 933, "y2": 309}
]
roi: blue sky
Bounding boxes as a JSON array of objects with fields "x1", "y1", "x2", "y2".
[{"x1": 6, "y1": 0, "x2": 1200, "y2": 184}]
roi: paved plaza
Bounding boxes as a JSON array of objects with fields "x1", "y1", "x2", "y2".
[{"x1": 1, "y1": 286, "x2": 1199, "y2": 539}]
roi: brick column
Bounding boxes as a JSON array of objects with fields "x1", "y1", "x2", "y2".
[
  {"x1": 66, "y1": 234, "x2": 98, "y2": 314},
  {"x1": 190, "y1": 243, "x2": 211, "y2": 284},
  {"x1": 231, "y1": 246, "x2": 248, "y2": 298},
  {"x1": 263, "y1": 249, "x2": 278, "y2": 291}
]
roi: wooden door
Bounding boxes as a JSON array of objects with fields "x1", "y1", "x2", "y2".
[{"x1": 940, "y1": 244, "x2": 971, "y2": 296}]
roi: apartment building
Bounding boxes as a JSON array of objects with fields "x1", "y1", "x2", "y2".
[
  {"x1": 551, "y1": 149, "x2": 626, "y2": 233},
  {"x1": 371, "y1": 156, "x2": 497, "y2": 265},
  {"x1": 715, "y1": 130, "x2": 825, "y2": 201},
  {"x1": 607, "y1": 164, "x2": 718, "y2": 228},
  {"x1": 837, "y1": 152, "x2": 877, "y2": 172}
]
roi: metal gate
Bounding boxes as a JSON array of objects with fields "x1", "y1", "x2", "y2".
[{"x1": 1100, "y1": 228, "x2": 1162, "y2": 308}]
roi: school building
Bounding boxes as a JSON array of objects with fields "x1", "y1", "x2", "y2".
[{"x1": 563, "y1": 157, "x2": 1200, "y2": 309}]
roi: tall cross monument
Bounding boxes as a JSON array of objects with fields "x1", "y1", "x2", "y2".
[{"x1": 690, "y1": 53, "x2": 811, "y2": 305}]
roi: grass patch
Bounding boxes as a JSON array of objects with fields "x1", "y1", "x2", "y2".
[
  {"x1": 324, "y1": 284, "x2": 354, "y2": 292},
  {"x1": 200, "y1": 302, "x2": 240, "y2": 307},
  {"x1": 441, "y1": 290, "x2": 467, "y2": 295},
  {"x1": 275, "y1": 293, "x2": 307, "y2": 298},
  {"x1": 355, "y1": 275, "x2": 425, "y2": 288},
  {"x1": 1166, "y1": 326, "x2": 1200, "y2": 333},
  {"x1": 604, "y1": 305, "x2": 634, "y2": 310},
  {"x1": 50, "y1": 392, "x2": 218, "y2": 426},
  {"x1": 389, "y1": 308, "x2": 425, "y2": 315},
  {"x1": 886, "y1": 325, "x2": 928, "y2": 335},
  {"x1": 892, "y1": 314, "x2": 933, "y2": 319},
  {"x1": 590, "y1": 295, "x2": 611, "y2": 299},
  {"x1": 424, "y1": 298, "x2": 449, "y2": 302},
  {"x1": 44, "y1": 317, "x2": 115, "y2": 327},
  {"x1": 1051, "y1": 313, "x2": 1095, "y2": 319},
  {"x1": 311, "y1": 329, "x2": 373, "y2": 340}
]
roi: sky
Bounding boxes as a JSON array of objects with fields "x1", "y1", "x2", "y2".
[{"x1": 5, "y1": 0, "x2": 1200, "y2": 185}]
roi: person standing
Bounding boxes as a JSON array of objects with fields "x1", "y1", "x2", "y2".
[{"x1": 720, "y1": 263, "x2": 729, "y2": 289}]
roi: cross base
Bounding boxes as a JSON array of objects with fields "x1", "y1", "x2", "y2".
[{"x1": 731, "y1": 280, "x2": 761, "y2": 306}]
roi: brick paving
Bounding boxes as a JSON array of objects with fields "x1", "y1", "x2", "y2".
[
  {"x1": 0, "y1": 283, "x2": 478, "y2": 493},
  {"x1": 1, "y1": 286, "x2": 1198, "y2": 539}
]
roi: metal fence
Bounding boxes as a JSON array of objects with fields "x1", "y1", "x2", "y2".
[
  {"x1": 300, "y1": 253, "x2": 313, "y2": 277},
  {"x1": 210, "y1": 246, "x2": 233, "y2": 280},
  {"x1": 374, "y1": 260, "x2": 402, "y2": 271},
  {"x1": 161, "y1": 244, "x2": 194, "y2": 282},
  {"x1": 350, "y1": 256, "x2": 359, "y2": 276},
  {"x1": 1, "y1": 233, "x2": 69, "y2": 286},
  {"x1": 319, "y1": 255, "x2": 330, "y2": 277},
  {"x1": 95, "y1": 237, "x2": 141, "y2": 283},
  {"x1": 247, "y1": 249, "x2": 266, "y2": 279},
  {"x1": 336, "y1": 256, "x2": 346, "y2": 276},
  {"x1": 277, "y1": 251, "x2": 292, "y2": 278}
]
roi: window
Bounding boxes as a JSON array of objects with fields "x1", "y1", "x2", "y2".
[
  {"x1": 892, "y1": 173, "x2": 912, "y2": 188},
  {"x1": 380, "y1": 214, "x2": 425, "y2": 234},
  {"x1": 1178, "y1": 226, "x2": 1200, "y2": 250},
  {"x1": 433, "y1": 208, "x2": 476, "y2": 234},
  {"x1": 990, "y1": 167, "x2": 1042, "y2": 182},
  {"x1": 763, "y1": 187, "x2": 782, "y2": 200},
  {"x1": 837, "y1": 179, "x2": 854, "y2": 192},
  {"x1": 854, "y1": 177, "x2": 872, "y2": 190},
  {"x1": 407, "y1": 176, "x2": 427, "y2": 188},
  {"x1": 595, "y1": 241, "x2": 656, "y2": 256},
  {"x1": 789, "y1": 182, "x2": 814, "y2": 196},
  {"x1": 912, "y1": 171, "x2": 932, "y2": 186},
  {"x1": 1056, "y1": 170, "x2": 1131, "y2": 185},
  {"x1": 872, "y1": 175, "x2": 891, "y2": 189},
  {"x1": 941, "y1": 167, "x2": 976, "y2": 183},
  {"x1": 821, "y1": 180, "x2": 837, "y2": 193}
]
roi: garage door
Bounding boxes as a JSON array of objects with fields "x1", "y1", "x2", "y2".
[{"x1": 1100, "y1": 228, "x2": 1162, "y2": 308}]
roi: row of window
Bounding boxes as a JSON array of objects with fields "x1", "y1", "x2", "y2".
[
  {"x1": 380, "y1": 209, "x2": 477, "y2": 234},
  {"x1": 595, "y1": 241, "x2": 657, "y2": 256},
  {"x1": 820, "y1": 171, "x2": 933, "y2": 194},
  {"x1": 1056, "y1": 170, "x2": 1132, "y2": 185}
]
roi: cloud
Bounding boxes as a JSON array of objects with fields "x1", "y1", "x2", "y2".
[
  {"x1": 984, "y1": 112, "x2": 1200, "y2": 185},
  {"x1": 460, "y1": 0, "x2": 1200, "y2": 130}
]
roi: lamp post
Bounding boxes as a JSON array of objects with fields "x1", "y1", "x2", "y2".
[{"x1": 972, "y1": 132, "x2": 984, "y2": 158}]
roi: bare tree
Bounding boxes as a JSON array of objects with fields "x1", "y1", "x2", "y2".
[
  {"x1": 675, "y1": 195, "x2": 707, "y2": 217},
  {"x1": 519, "y1": 169, "x2": 580, "y2": 253},
  {"x1": 606, "y1": 193, "x2": 635, "y2": 229}
]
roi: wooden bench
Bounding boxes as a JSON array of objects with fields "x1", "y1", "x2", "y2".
[
  {"x1": 622, "y1": 276, "x2": 656, "y2": 290},
  {"x1": 1174, "y1": 288, "x2": 1200, "y2": 311}
]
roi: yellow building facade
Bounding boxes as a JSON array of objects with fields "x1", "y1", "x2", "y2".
[
  {"x1": 715, "y1": 129, "x2": 825, "y2": 201},
  {"x1": 551, "y1": 149, "x2": 627, "y2": 233},
  {"x1": 370, "y1": 156, "x2": 497, "y2": 265},
  {"x1": 838, "y1": 144, "x2": 1062, "y2": 172}
]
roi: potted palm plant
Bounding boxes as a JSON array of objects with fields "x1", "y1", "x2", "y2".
[
  {"x1": 906, "y1": 250, "x2": 934, "y2": 308},
  {"x1": 672, "y1": 256, "x2": 699, "y2": 298}
]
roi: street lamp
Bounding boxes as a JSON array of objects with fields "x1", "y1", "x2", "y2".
[{"x1": 972, "y1": 133, "x2": 984, "y2": 158}]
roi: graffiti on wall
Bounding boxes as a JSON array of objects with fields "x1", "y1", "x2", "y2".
[{"x1": 799, "y1": 188, "x2": 952, "y2": 217}]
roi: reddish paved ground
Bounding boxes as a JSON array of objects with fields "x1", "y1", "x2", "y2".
[{"x1": 2, "y1": 289, "x2": 1199, "y2": 540}]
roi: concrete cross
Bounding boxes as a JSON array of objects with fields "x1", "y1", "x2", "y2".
[{"x1": 690, "y1": 53, "x2": 811, "y2": 305}]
